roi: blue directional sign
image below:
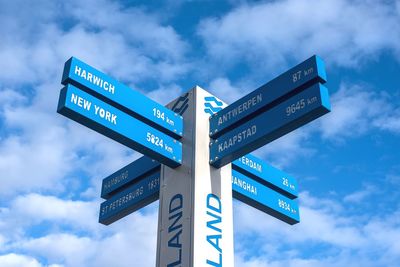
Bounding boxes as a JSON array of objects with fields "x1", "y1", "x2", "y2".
[
  {"x1": 99, "y1": 171, "x2": 160, "y2": 225},
  {"x1": 233, "y1": 154, "x2": 298, "y2": 199},
  {"x1": 100, "y1": 154, "x2": 300, "y2": 225},
  {"x1": 210, "y1": 55, "x2": 326, "y2": 138},
  {"x1": 101, "y1": 156, "x2": 160, "y2": 199},
  {"x1": 57, "y1": 84, "x2": 182, "y2": 168},
  {"x1": 99, "y1": 168, "x2": 299, "y2": 225},
  {"x1": 62, "y1": 57, "x2": 183, "y2": 138},
  {"x1": 102, "y1": 153, "x2": 297, "y2": 199},
  {"x1": 210, "y1": 83, "x2": 331, "y2": 168},
  {"x1": 231, "y1": 169, "x2": 299, "y2": 224}
]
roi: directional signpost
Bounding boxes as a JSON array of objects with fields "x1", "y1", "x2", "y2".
[
  {"x1": 231, "y1": 169, "x2": 299, "y2": 224},
  {"x1": 101, "y1": 155, "x2": 159, "y2": 199},
  {"x1": 62, "y1": 57, "x2": 183, "y2": 138},
  {"x1": 209, "y1": 55, "x2": 326, "y2": 138},
  {"x1": 233, "y1": 153, "x2": 298, "y2": 199},
  {"x1": 99, "y1": 155, "x2": 299, "y2": 226},
  {"x1": 57, "y1": 55, "x2": 331, "y2": 266},
  {"x1": 210, "y1": 83, "x2": 330, "y2": 167},
  {"x1": 99, "y1": 171, "x2": 160, "y2": 225},
  {"x1": 58, "y1": 83, "x2": 182, "y2": 167}
]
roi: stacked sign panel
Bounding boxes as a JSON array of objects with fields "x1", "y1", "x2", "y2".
[
  {"x1": 99, "y1": 155, "x2": 300, "y2": 225},
  {"x1": 62, "y1": 57, "x2": 183, "y2": 138},
  {"x1": 209, "y1": 55, "x2": 326, "y2": 138},
  {"x1": 233, "y1": 154, "x2": 298, "y2": 199},
  {"x1": 209, "y1": 55, "x2": 330, "y2": 167},
  {"x1": 57, "y1": 57, "x2": 183, "y2": 168}
]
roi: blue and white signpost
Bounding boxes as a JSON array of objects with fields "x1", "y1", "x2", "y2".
[
  {"x1": 98, "y1": 155, "x2": 300, "y2": 226},
  {"x1": 57, "y1": 55, "x2": 331, "y2": 266},
  {"x1": 62, "y1": 57, "x2": 183, "y2": 138},
  {"x1": 210, "y1": 83, "x2": 330, "y2": 167},
  {"x1": 58, "y1": 84, "x2": 182, "y2": 167}
]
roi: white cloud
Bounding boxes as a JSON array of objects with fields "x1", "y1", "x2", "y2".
[
  {"x1": 207, "y1": 77, "x2": 244, "y2": 104},
  {"x1": 146, "y1": 83, "x2": 184, "y2": 105},
  {"x1": 343, "y1": 184, "x2": 377, "y2": 203},
  {"x1": 0, "y1": 254, "x2": 44, "y2": 267},
  {"x1": 255, "y1": 127, "x2": 315, "y2": 168},
  {"x1": 319, "y1": 83, "x2": 400, "y2": 140},
  {"x1": 11, "y1": 194, "x2": 99, "y2": 231},
  {"x1": 0, "y1": 0, "x2": 192, "y2": 197},
  {"x1": 18, "y1": 234, "x2": 94, "y2": 267},
  {"x1": 373, "y1": 108, "x2": 400, "y2": 133},
  {"x1": 233, "y1": 189, "x2": 400, "y2": 267},
  {"x1": 197, "y1": 0, "x2": 400, "y2": 72},
  {"x1": 0, "y1": 0, "x2": 190, "y2": 86},
  {"x1": 319, "y1": 84, "x2": 388, "y2": 139},
  {"x1": 5, "y1": 205, "x2": 159, "y2": 267}
]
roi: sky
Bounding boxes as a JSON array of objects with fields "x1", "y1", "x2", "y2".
[{"x1": 0, "y1": 0, "x2": 400, "y2": 266}]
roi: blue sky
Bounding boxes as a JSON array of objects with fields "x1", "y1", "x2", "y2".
[{"x1": 0, "y1": 0, "x2": 400, "y2": 266}]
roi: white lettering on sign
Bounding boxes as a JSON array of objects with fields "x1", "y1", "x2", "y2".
[
  {"x1": 100, "y1": 185, "x2": 144, "y2": 216},
  {"x1": 94, "y1": 105, "x2": 117, "y2": 125},
  {"x1": 167, "y1": 194, "x2": 183, "y2": 267},
  {"x1": 218, "y1": 125, "x2": 257, "y2": 153},
  {"x1": 71, "y1": 93, "x2": 92, "y2": 111},
  {"x1": 206, "y1": 194, "x2": 222, "y2": 267},
  {"x1": 231, "y1": 175, "x2": 258, "y2": 196},
  {"x1": 103, "y1": 170, "x2": 129, "y2": 191},
  {"x1": 217, "y1": 94, "x2": 262, "y2": 126},
  {"x1": 74, "y1": 65, "x2": 115, "y2": 94},
  {"x1": 238, "y1": 156, "x2": 262, "y2": 173}
]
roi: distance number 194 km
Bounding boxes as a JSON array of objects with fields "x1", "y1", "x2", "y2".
[{"x1": 153, "y1": 108, "x2": 165, "y2": 121}]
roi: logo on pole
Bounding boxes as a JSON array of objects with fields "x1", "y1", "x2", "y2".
[{"x1": 204, "y1": 96, "x2": 224, "y2": 115}]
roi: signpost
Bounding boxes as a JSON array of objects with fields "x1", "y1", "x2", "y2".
[
  {"x1": 233, "y1": 154, "x2": 298, "y2": 199},
  {"x1": 62, "y1": 57, "x2": 183, "y2": 138},
  {"x1": 58, "y1": 84, "x2": 182, "y2": 168},
  {"x1": 209, "y1": 55, "x2": 326, "y2": 138},
  {"x1": 57, "y1": 55, "x2": 332, "y2": 267},
  {"x1": 101, "y1": 156, "x2": 159, "y2": 199},
  {"x1": 99, "y1": 171, "x2": 160, "y2": 225},
  {"x1": 210, "y1": 83, "x2": 331, "y2": 167},
  {"x1": 98, "y1": 159, "x2": 299, "y2": 226},
  {"x1": 101, "y1": 153, "x2": 298, "y2": 200},
  {"x1": 231, "y1": 169, "x2": 299, "y2": 225}
]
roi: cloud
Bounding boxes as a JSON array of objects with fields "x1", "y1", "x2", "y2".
[
  {"x1": 146, "y1": 83, "x2": 184, "y2": 105},
  {"x1": 4, "y1": 204, "x2": 159, "y2": 267},
  {"x1": 0, "y1": 254, "x2": 45, "y2": 267},
  {"x1": 343, "y1": 184, "x2": 377, "y2": 203},
  {"x1": 233, "y1": 189, "x2": 400, "y2": 267},
  {"x1": 197, "y1": 0, "x2": 400, "y2": 73},
  {"x1": 0, "y1": 0, "x2": 193, "y2": 197},
  {"x1": 207, "y1": 77, "x2": 244, "y2": 104},
  {"x1": 319, "y1": 83, "x2": 400, "y2": 140},
  {"x1": 17, "y1": 234, "x2": 95, "y2": 267},
  {"x1": 373, "y1": 108, "x2": 400, "y2": 133},
  {"x1": 11, "y1": 194, "x2": 99, "y2": 230},
  {"x1": 0, "y1": 0, "x2": 190, "y2": 86},
  {"x1": 254, "y1": 127, "x2": 315, "y2": 168}
]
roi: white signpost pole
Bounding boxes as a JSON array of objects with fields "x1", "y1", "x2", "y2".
[{"x1": 156, "y1": 87, "x2": 234, "y2": 267}]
